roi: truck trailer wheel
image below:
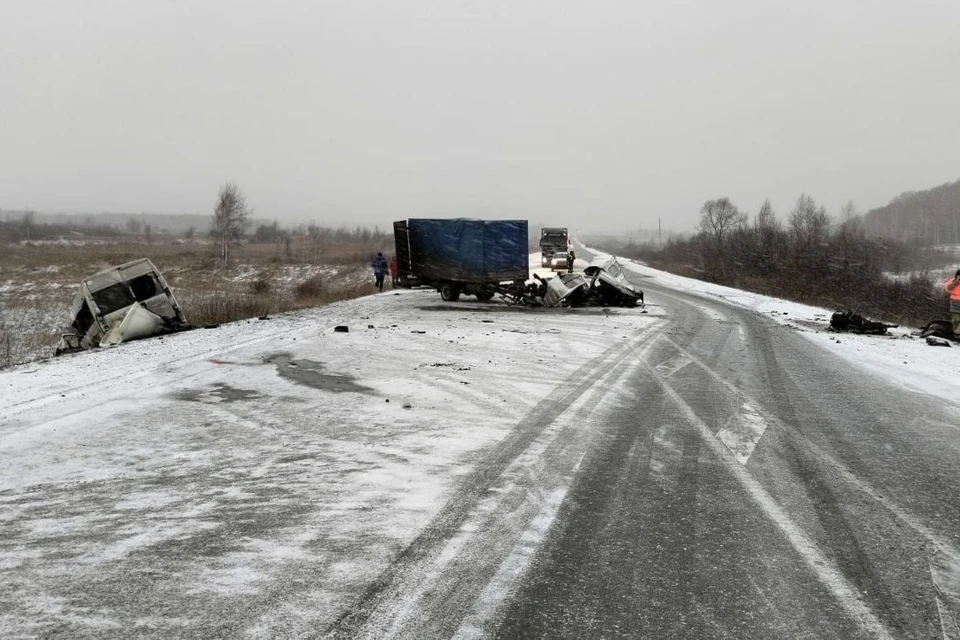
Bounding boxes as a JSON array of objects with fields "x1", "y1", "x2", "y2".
[
  {"x1": 440, "y1": 282, "x2": 461, "y2": 302},
  {"x1": 475, "y1": 290, "x2": 494, "y2": 301}
]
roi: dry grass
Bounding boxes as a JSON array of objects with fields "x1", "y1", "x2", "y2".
[
  {"x1": 179, "y1": 281, "x2": 376, "y2": 327},
  {"x1": 0, "y1": 300, "x2": 65, "y2": 367},
  {"x1": 0, "y1": 236, "x2": 386, "y2": 368}
]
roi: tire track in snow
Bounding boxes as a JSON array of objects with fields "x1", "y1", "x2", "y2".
[
  {"x1": 389, "y1": 342, "x2": 652, "y2": 639},
  {"x1": 324, "y1": 325, "x2": 661, "y2": 638}
]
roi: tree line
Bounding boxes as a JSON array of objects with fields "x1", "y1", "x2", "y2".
[
  {"x1": 0, "y1": 212, "x2": 123, "y2": 243},
  {"x1": 209, "y1": 182, "x2": 391, "y2": 262},
  {"x1": 623, "y1": 194, "x2": 953, "y2": 328},
  {"x1": 0, "y1": 182, "x2": 390, "y2": 252}
]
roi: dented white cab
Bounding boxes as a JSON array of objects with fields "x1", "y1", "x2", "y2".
[{"x1": 56, "y1": 259, "x2": 189, "y2": 354}]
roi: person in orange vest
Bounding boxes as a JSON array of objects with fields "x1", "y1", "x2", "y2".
[
  {"x1": 946, "y1": 269, "x2": 960, "y2": 336},
  {"x1": 389, "y1": 255, "x2": 399, "y2": 287}
]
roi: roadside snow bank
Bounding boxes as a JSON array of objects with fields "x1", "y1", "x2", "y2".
[{"x1": 589, "y1": 248, "x2": 960, "y2": 403}]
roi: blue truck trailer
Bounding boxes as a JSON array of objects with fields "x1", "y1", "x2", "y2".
[{"x1": 393, "y1": 218, "x2": 529, "y2": 301}]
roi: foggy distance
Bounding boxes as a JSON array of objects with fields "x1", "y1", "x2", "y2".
[{"x1": 3, "y1": 0, "x2": 959, "y2": 233}]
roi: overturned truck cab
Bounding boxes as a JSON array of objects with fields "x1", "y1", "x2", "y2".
[{"x1": 55, "y1": 259, "x2": 190, "y2": 355}]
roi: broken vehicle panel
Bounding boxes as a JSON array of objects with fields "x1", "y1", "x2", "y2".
[
  {"x1": 542, "y1": 273, "x2": 588, "y2": 307},
  {"x1": 56, "y1": 259, "x2": 190, "y2": 355},
  {"x1": 580, "y1": 256, "x2": 644, "y2": 307}
]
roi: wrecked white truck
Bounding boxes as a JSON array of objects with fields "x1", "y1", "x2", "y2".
[
  {"x1": 55, "y1": 259, "x2": 190, "y2": 355},
  {"x1": 527, "y1": 256, "x2": 644, "y2": 308},
  {"x1": 581, "y1": 256, "x2": 645, "y2": 307}
]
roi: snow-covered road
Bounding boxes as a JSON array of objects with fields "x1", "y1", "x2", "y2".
[
  {"x1": 1, "y1": 255, "x2": 660, "y2": 637},
  {"x1": 3, "y1": 253, "x2": 960, "y2": 637}
]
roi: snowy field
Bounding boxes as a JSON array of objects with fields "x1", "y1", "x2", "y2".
[
  {"x1": 1, "y1": 252, "x2": 959, "y2": 636},
  {"x1": 0, "y1": 259, "x2": 371, "y2": 368}
]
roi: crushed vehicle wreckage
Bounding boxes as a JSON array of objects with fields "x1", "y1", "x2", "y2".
[
  {"x1": 55, "y1": 258, "x2": 191, "y2": 355},
  {"x1": 520, "y1": 257, "x2": 644, "y2": 308},
  {"x1": 919, "y1": 319, "x2": 956, "y2": 346},
  {"x1": 828, "y1": 310, "x2": 897, "y2": 335}
]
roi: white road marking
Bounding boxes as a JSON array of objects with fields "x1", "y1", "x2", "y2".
[
  {"x1": 662, "y1": 334, "x2": 960, "y2": 555},
  {"x1": 931, "y1": 557, "x2": 960, "y2": 639},
  {"x1": 936, "y1": 597, "x2": 959, "y2": 640},
  {"x1": 641, "y1": 354, "x2": 892, "y2": 639},
  {"x1": 716, "y1": 403, "x2": 769, "y2": 465},
  {"x1": 658, "y1": 334, "x2": 960, "y2": 637},
  {"x1": 654, "y1": 354, "x2": 692, "y2": 379}
]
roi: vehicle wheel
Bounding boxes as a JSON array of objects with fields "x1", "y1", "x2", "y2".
[
  {"x1": 475, "y1": 290, "x2": 494, "y2": 301},
  {"x1": 440, "y1": 282, "x2": 461, "y2": 302}
]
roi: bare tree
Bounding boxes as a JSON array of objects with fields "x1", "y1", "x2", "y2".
[
  {"x1": 788, "y1": 194, "x2": 830, "y2": 250},
  {"x1": 698, "y1": 197, "x2": 746, "y2": 279},
  {"x1": 211, "y1": 182, "x2": 250, "y2": 262},
  {"x1": 20, "y1": 210, "x2": 36, "y2": 241},
  {"x1": 839, "y1": 199, "x2": 862, "y2": 235},
  {"x1": 840, "y1": 199, "x2": 858, "y2": 222},
  {"x1": 755, "y1": 199, "x2": 777, "y2": 232},
  {"x1": 753, "y1": 198, "x2": 783, "y2": 272}
]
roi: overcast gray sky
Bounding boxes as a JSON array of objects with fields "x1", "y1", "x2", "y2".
[{"x1": 2, "y1": 0, "x2": 959, "y2": 233}]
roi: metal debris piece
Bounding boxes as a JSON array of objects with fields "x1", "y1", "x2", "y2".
[{"x1": 828, "y1": 310, "x2": 896, "y2": 335}]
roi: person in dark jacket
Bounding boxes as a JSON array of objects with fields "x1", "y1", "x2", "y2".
[
  {"x1": 372, "y1": 252, "x2": 389, "y2": 292},
  {"x1": 566, "y1": 249, "x2": 576, "y2": 273}
]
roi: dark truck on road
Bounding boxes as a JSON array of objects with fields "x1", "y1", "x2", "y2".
[
  {"x1": 539, "y1": 227, "x2": 569, "y2": 268},
  {"x1": 393, "y1": 218, "x2": 529, "y2": 301}
]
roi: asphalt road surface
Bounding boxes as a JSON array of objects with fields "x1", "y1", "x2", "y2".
[
  {"x1": 492, "y1": 277, "x2": 960, "y2": 639},
  {"x1": 333, "y1": 268, "x2": 960, "y2": 639}
]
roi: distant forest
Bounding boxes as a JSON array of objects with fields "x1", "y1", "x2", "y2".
[
  {"x1": 862, "y1": 178, "x2": 960, "y2": 245},
  {"x1": 612, "y1": 179, "x2": 960, "y2": 329},
  {"x1": 0, "y1": 209, "x2": 390, "y2": 246}
]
